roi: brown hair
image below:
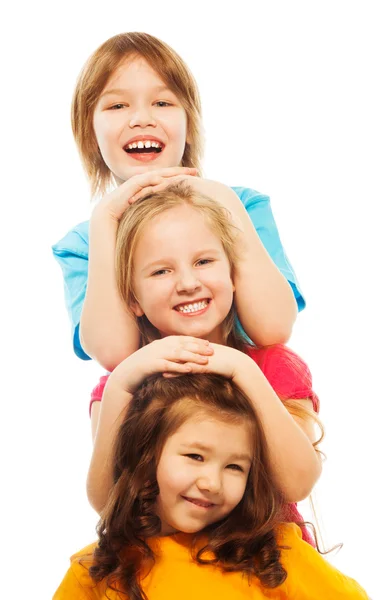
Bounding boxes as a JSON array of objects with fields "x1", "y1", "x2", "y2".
[
  {"x1": 89, "y1": 374, "x2": 287, "y2": 599},
  {"x1": 71, "y1": 32, "x2": 203, "y2": 197},
  {"x1": 116, "y1": 181, "x2": 248, "y2": 351}
]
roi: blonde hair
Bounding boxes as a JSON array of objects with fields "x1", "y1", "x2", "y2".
[
  {"x1": 71, "y1": 32, "x2": 203, "y2": 198},
  {"x1": 115, "y1": 181, "x2": 245, "y2": 349}
]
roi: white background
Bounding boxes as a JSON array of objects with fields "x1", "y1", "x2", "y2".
[{"x1": 1, "y1": 1, "x2": 388, "y2": 598}]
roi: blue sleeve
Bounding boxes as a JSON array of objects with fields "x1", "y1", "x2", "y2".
[
  {"x1": 231, "y1": 187, "x2": 306, "y2": 311},
  {"x1": 52, "y1": 221, "x2": 91, "y2": 360}
]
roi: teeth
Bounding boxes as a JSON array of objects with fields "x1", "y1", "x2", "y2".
[
  {"x1": 126, "y1": 140, "x2": 162, "y2": 150},
  {"x1": 177, "y1": 300, "x2": 208, "y2": 313}
]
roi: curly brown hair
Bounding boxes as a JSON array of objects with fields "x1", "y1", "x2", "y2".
[{"x1": 88, "y1": 374, "x2": 288, "y2": 599}]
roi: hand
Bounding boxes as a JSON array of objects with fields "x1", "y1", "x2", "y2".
[
  {"x1": 184, "y1": 178, "x2": 244, "y2": 231},
  {"x1": 205, "y1": 343, "x2": 250, "y2": 379},
  {"x1": 165, "y1": 343, "x2": 251, "y2": 380},
  {"x1": 93, "y1": 167, "x2": 198, "y2": 223},
  {"x1": 109, "y1": 336, "x2": 214, "y2": 394}
]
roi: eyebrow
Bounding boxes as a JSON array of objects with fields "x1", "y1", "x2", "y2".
[
  {"x1": 100, "y1": 85, "x2": 173, "y2": 100},
  {"x1": 181, "y1": 442, "x2": 252, "y2": 463},
  {"x1": 140, "y1": 259, "x2": 172, "y2": 274}
]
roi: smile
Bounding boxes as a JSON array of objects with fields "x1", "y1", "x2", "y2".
[
  {"x1": 124, "y1": 140, "x2": 163, "y2": 153},
  {"x1": 174, "y1": 299, "x2": 211, "y2": 314},
  {"x1": 182, "y1": 496, "x2": 215, "y2": 509}
]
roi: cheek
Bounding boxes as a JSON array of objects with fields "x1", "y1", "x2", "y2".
[
  {"x1": 93, "y1": 114, "x2": 120, "y2": 149},
  {"x1": 161, "y1": 111, "x2": 187, "y2": 140},
  {"x1": 140, "y1": 281, "x2": 172, "y2": 311},
  {"x1": 157, "y1": 459, "x2": 189, "y2": 494},
  {"x1": 204, "y1": 269, "x2": 234, "y2": 296},
  {"x1": 226, "y1": 475, "x2": 248, "y2": 507}
]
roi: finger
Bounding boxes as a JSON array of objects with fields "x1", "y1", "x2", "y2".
[
  {"x1": 153, "y1": 167, "x2": 198, "y2": 177},
  {"x1": 171, "y1": 350, "x2": 209, "y2": 364},
  {"x1": 127, "y1": 175, "x2": 165, "y2": 200},
  {"x1": 162, "y1": 363, "x2": 209, "y2": 376},
  {"x1": 129, "y1": 183, "x2": 165, "y2": 203},
  {"x1": 162, "y1": 373, "x2": 181, "y2": 378},
  {"x1": 160, "y1": 360, "x2": 193, "y2": 373},
  {"x1": 174, "y1": 337, "x2": 214, "y2": 355},
  {"x1": 130, "y1": 173, "x2": 197, "y2": 202},
  {"x1": 184, "y1": 341, "x2": 214, "y2": 355},
  {"x1": 130, "y1": 180, "x2": 174, "y2": 203}
]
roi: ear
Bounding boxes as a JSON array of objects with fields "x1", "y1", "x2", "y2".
[{"x1": 130, "y1": 300, "x2": 144, "y2": 317}]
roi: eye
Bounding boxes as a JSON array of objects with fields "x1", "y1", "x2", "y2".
[
  {"x1": 227, "y1": 464, "x2": 244, "y2": 472},
  {"x1": 154, "y1": 101, "x2": 172, "y2": 107},
  {"x1": 185, "y1": 454, "x2": 203, "y2": 462},
  {"x1": 108, "y1": 103, "x2": 126, "y2": 110},
  {"x1": 196, "y1": 259, "x2": 214, "y2": 267},
  {"x1": 151, "y1": 268, "x2": 170, "y2": 276}
]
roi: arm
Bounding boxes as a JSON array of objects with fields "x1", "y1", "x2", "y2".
[
  {"x1": 208, "y1": 345, "x2": 322, "y2": 502},
  {"x1": 81, "y1": 205, "x2": 139, "y2": 371},
  {"x1": 188, "y1": 179, "x2": 297, "y2": 345},
  {"x1": 87, "y1": 375, "x2": 131, "y2": 513}
]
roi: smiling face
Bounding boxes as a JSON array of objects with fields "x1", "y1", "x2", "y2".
[
  {"x1": 156, "y1": 411, "x2": 252, "y2": 535},
  {"x1": 93, "y1": 57, "x2": 188, "y2": 183},
  {"x1": 131, "y1": 204, "x2": 235, "y2": 343}
]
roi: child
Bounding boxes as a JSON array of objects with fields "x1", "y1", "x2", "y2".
[
  {"x1": 87, "y1": 182, "x2": 322, "y2": 543},
  {"x1": 52, "y1": 31, "x2": 302, "y2": 374},
  {"x1": 54, "y1": 372, "x2": 369, "y2": 599}
]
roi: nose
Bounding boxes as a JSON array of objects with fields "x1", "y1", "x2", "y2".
[
  {"x1": 197, "y1": 470, "x2": 222, "y2": 495},
  {"x1": 176, "y1": 268, "x2": 201, "y2": 294},
  {"x1": 128, "y1": 105, "x2": 156, "y2": 129}
]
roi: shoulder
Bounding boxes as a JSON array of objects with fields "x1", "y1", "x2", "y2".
[
  {"x1": 54, "y1": 543, "x2": 99, "y2": 598},
  {"x1": 69, "y1": 543, "x2": 99, "y2": 587},
  {"x1": 230, "y1": 186, "x2": 270, "y2": 207},
  {"x1": 70, "y1": 542, "x2": 97, "y2": 562},
  {"x1": 246, "y1": 345, "x2": 319, "y2": 411},
  {"x1": 52, "y1": 221, "x2": 90, "y2": 257}
]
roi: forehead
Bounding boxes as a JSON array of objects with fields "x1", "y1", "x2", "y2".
[
  {"x1": 136, "y1": 205, "x2": 224, "y2": 255},
  {"x1": 167, "y1": 413, "x2": 253, "y2": 455},
  {"x1": 103, "y1": 56, "x2": 167, "y2": 92}
]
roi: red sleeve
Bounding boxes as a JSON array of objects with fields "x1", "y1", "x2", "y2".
[
  {"x1": 89, "y1": 375, "x2": 110, "y2": 417},
  {"x1": 246, "y1": 344, "x2": 319, "y2": 412}
]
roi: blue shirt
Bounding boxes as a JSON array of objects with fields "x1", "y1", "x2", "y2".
[{"x1": 52, "y1": 187, "x2": 305, "y2": 360}]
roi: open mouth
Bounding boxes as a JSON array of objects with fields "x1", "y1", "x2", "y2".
[
  {"x1": 174, "y1": 299, "x2": 211, "y2": 314},
  {"x1": 124, "y1": 140, "x2": 164, "y2": 154}
]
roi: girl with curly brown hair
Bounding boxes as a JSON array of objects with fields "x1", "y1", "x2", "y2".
[{"x1": 54, "y1": 372, "x2": 368, "y2": 599}]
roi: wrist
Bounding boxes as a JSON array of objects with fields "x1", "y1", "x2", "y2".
[
  {"x1": 107, "y1": 354, "x2": 141, "y2": 395},
  {"x1": 231, "y1": 352, "x2": 257, "y2": 382},
  {"x1": 91, "y1": 202, "x2": 120, "y2": 228}
]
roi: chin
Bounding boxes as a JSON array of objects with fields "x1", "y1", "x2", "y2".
[{"x1": 178, "y1": 524, "x2": 204, "y2": 534}]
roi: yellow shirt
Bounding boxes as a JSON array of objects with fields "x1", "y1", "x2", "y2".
[{"x1": 53, "y1": 523, "x2": 369, "y2": 599}]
